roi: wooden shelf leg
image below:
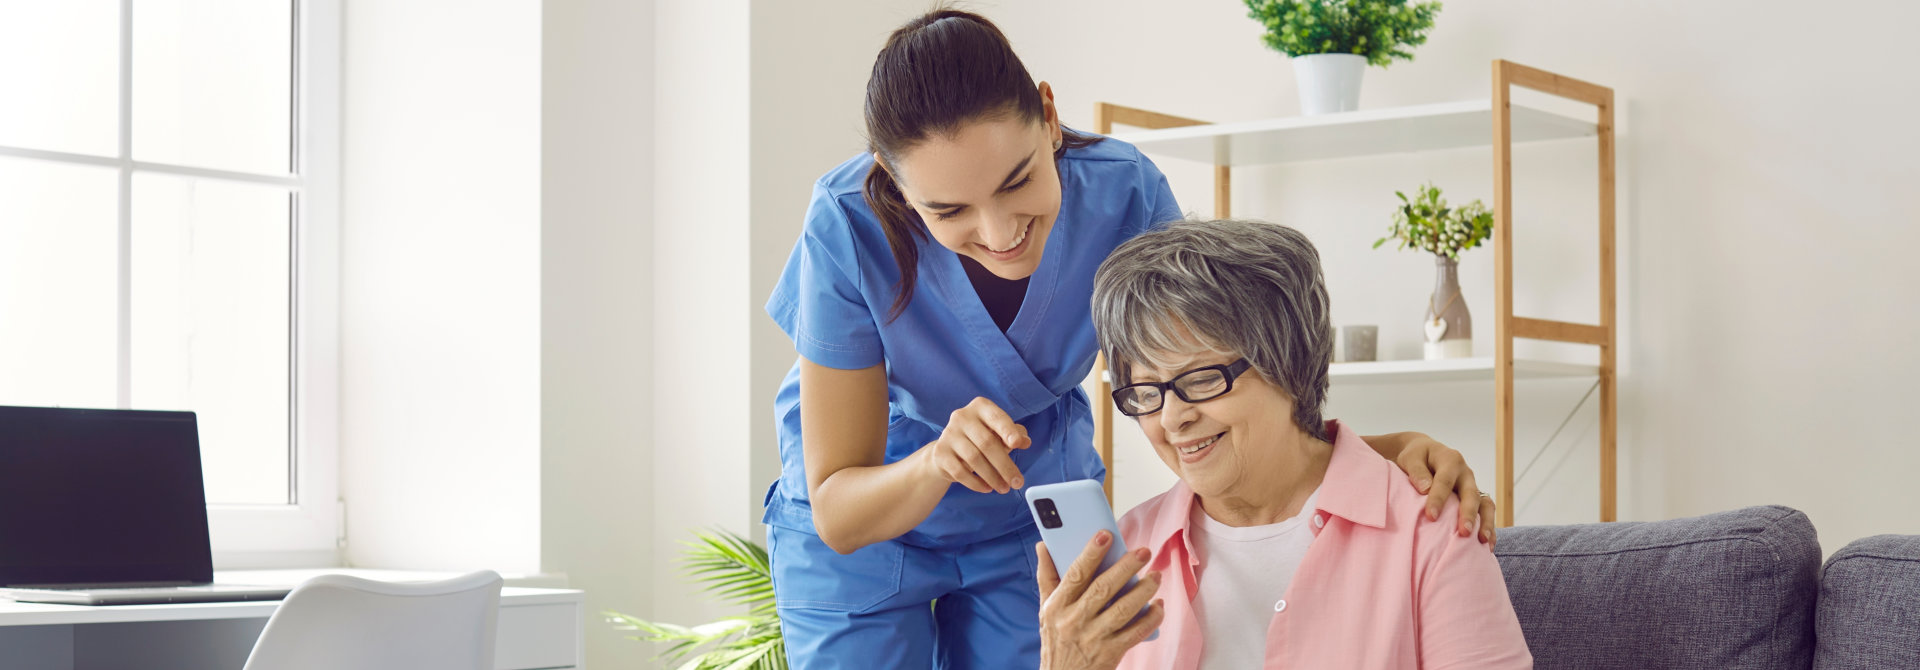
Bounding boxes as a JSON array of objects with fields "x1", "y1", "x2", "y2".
[
  {"x1": 1598, "y1": 91, "x2": 1618, "y2": 523},
  {"x1": 1095, "y1": 353, "x2": 1114, "y2": 504},
  {"x1": 1215, "y1": 166, "x2": 1231, "y2": 219},
  {"x1": 1492, "y1": 61, "x2": 1517, "y2": 528}
]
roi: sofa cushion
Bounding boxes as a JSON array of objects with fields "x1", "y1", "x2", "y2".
[
  {"x1": 1494, "y1": 505, "x2": 1820, "y2": 670},
  {"x1": 1814, "y1": 534, "x2": 1920, "y2": 669}
]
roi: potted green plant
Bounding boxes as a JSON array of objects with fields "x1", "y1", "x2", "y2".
[
  {"x1": 1242, "y1": 0, "x2": 1442, "y2": 115},
  {"x1": 606, "y1": 530, "x2": 786, "y2": 670},
  {"x1": 1374, "y1": 183, "x2": 1493, "y2": 359}
]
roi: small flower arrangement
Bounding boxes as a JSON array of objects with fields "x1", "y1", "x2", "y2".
[
  {"x1": 1243, "y1": 0, "x2": 1442, "y2": 67},
  {"x1": 1374, "y1": 183, "x2": 1494, "y2": 260}
]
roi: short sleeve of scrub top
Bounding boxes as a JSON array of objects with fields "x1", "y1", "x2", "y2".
[
  {"x1": 766, "y1": 181, "x2": 883, "y2": 371},
  {"x1": 1137, "y1": 151, "x2": 1182, "y2": 234}
]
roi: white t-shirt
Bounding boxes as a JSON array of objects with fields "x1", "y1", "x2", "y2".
[{"x1": 1190, "y1": 487, "x2": 1320, "y2": 670}]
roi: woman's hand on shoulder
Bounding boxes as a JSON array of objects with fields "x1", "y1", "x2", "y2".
[
  {"x1": 915, "y1": 397, "x2": 1031, "y2": 494},
  {"x1": 1035, "y1": 532, "x2": 1163, "y2": 670},
  {"x1": 1382, "y1": 432, "x2": 1498, "y2": 547}
]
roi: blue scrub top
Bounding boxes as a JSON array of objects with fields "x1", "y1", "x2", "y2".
[{"x1": 764, "y1": 137, "x2": 1181, "y2": 550}]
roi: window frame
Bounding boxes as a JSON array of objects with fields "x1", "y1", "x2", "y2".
[{"x1": 0, "y1": 0, "x2": 341, "y2": 567}]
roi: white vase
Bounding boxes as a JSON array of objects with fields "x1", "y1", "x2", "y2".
[
  {"x1": 1422, "y1": 255, "x2": 1473, "y2": 360},
  {"x1": 1292, "y1": 53, "x2": 1366, "y2": 115}
]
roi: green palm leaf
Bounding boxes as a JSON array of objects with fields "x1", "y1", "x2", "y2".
[{"x1": 605, "y1": 528, "x2": 786, "y2": 669}]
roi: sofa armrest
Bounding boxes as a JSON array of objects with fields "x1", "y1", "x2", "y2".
[{"x1": 1815, "y1": 534, "x2": 1920, "y2": 670}]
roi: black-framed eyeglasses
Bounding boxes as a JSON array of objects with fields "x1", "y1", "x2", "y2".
[{"x1": 1110, "y1": 359, "x2": 1253, "y2": 417}]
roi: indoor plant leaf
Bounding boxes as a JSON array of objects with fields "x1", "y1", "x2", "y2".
[{"x1": 605, "y1": 529, "x2": 787, "y2": 669}]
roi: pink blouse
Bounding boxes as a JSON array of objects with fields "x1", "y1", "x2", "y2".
[{"x1": 1115, "y1": 420, "x2": 1533, "y2": 670}]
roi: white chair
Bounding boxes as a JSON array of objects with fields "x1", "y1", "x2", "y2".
[{"x1": 241, "y1": 570, "x2": 504, "y2": 670}]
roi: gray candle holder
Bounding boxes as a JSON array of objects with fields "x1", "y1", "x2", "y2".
[{"x1": 1336, "y1": 324, "x2": 1378, "y2": 363}]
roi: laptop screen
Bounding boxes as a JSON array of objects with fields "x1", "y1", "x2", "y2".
[{"x1": 0, "y1": 406, "x2": 214, "y2": 586}]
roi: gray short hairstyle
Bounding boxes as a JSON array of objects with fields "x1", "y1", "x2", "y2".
[{"x1": 1092, "y1": 219, "x2": 1333, "y2": 442}]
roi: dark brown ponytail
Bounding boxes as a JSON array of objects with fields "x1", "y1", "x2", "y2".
[{"x1": 862, "y1": 8, "x2": 1102, "y2": 322}]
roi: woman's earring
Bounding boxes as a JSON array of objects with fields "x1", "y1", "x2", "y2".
[{"x1": 1053, "y1": 139, "x2": 1062, "y2": 151}]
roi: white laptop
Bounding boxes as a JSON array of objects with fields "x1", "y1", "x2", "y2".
[{"x1": 0, "y1": 405, "x2": 290, "y2": 606}]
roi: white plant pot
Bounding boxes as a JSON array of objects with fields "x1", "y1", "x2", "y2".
[{"x1": 1292, "y1": 53, "x2": 1366, "y2": 115}]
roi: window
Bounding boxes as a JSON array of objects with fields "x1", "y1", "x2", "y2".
[{"x1": 0, "y1": 0, "x2": 339, "y2": 563}]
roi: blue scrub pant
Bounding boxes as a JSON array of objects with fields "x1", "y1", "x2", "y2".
[{"x1": 770, "y1": 523, "x2": 1044, "y2": 670}]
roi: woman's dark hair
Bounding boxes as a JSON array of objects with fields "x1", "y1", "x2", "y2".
[{"x1": 862, "y1": 9, "x2": 1102, "y2": 321}]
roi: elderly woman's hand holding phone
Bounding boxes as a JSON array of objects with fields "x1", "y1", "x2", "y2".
[
  {"x1": 1034, "y1": 532, "x2": 1163, "y2": 670},
  {"x1": 1027, "y1": 479, "x2": 1164, "y2": 670}
]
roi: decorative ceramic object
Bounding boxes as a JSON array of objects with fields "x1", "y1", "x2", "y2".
[
  {"x1": 1423, "y1": 256, "x2": 1472, "y2": 359},
  {"x1": 1293, "y1": 53, "x2": 1366, "y2": 115},
  {"x1": 1336, "y1": 325, "x2": 1378, "y2": 363}
]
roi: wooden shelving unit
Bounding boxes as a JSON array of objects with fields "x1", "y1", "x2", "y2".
[{"x1": 1090, "y1": 60, "x2": 1618, "y2": 527}]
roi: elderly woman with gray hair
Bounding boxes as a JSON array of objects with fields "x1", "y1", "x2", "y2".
[{"x1": 1034, "y1": 219, "x2": 1532, "y2": 670}]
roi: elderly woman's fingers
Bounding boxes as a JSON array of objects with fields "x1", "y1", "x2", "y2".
[
  {"x1": 1092, "y1": 570, "x2": 1161, "y2": 635},
  {"x1": 1077, "y1": 547, "x2": 1150, "y2": 621},
  {"x1": 1035, "y1": 542, "x2": 1060, "y2": 600},
  {"x1": 1049, "y1": 530, "x2": 1114, "y2": 607},
  {"x1": 1116, "y1": 600, "x2": 1166, "y2": 646}
]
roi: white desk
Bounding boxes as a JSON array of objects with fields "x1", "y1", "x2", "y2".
[{"x1": 0, "y1": 569, "x2": 583, "y2": 670}]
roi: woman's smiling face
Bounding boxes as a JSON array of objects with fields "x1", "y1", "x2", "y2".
[
  {"x1": 885, "y1": 114, "x2": 1063, "y2": 280},
  {"x1": 1129, "y1": 341, "x2": 1303, "y2": 500}
]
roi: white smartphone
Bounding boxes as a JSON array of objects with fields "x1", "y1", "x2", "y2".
[{"x1": 1025, "y1": 479, "x2": 1158, "y2": 641}]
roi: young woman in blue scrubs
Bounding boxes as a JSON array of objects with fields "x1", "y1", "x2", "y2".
[{"x1": 764, "y1": 10, "x2": 1498, "y2": 669}]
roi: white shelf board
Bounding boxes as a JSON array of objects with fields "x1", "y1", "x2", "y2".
[
  {"x1": 1110, "y1": 100, "x2": 1595, "y2": 167},
  {"x1": 1329, "y1": 357, "x2": 1596, "y2": 385}
]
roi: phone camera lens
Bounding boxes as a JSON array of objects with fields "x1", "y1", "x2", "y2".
[{"x1": 1034, "y1": 498, "x2": 1062, "y2": 529}]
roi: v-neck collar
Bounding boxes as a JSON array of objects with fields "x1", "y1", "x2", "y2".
[
  {"x1": 924, "y1": 211, "x2": 1068, "y2": 420},
  {"x1": 957, "y1": 256, "x2": 1030, "y2": 333}
]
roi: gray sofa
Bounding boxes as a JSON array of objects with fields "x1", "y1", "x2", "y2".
[{"x1": 1494, "y1": 506, "x2": 1920, "y2": 669}]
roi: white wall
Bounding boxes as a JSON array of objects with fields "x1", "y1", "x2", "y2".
[
  {"x1": 542, "y1": 0, "x2": 657, "y2": 667},
  {"x1": 340, "y1": 0, "x2": 542, "y2": 572},
  {"x1": 649, "y1": 0, "x2": 758, "y2": 632},
  {"x1": 982, "y1": 0, "x2": 1920, "y2": 548},
  {"x1": 345, "y1": 2, "x2": 662, "y2": 666}
]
